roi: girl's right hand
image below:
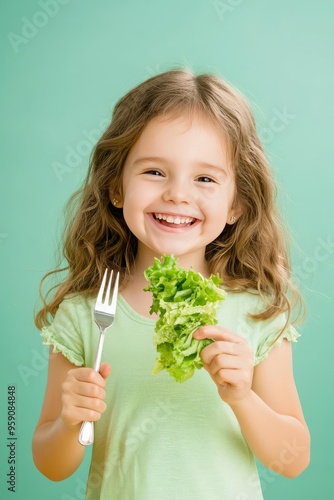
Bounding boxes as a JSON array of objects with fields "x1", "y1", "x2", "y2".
[{"x1": 60, "y1": 362, "x2": 111, "y2": 431}]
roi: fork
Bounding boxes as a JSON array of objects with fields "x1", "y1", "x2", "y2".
[{"x1": 78, "y1": 268, "x2": 119, "y2": 446}]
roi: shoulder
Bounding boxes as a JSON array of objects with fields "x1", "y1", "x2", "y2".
[
  {"x1": 58, "y1": 293, "x2": 95, "y2": 316},
  {"x1": 218, "y1": 288, "x2": 264, "y2": 319},
  {"x1": 48, "y1": 293, "x2": 95, "y2": 333},
  {"x1": 216, "y1": 288, "x2": 264, "y2": 343},
  {"x1": 217, "y1": 289, "x2": 300, "y2": 365}
]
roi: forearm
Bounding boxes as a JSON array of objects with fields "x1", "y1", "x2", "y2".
[
  {"x1": 32, "y1": 417, "x2": 85, "y2": 481},
  {"x1": 229, "y1": 390, "x2": 310, "y2": 478}
]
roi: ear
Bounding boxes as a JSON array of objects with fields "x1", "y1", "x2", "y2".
[
  {"x1": 109, "y1": 185, "x2": 123, "y2": 208},
  {"x1": 227, "y1": 200, "x2": 243, "y2": 225},
  {"x1": 110, "y1": 196, "x2": 123, "y2": 208}
]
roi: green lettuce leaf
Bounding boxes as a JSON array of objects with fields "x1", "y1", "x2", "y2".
[{"x1": 144, "y1": 254, "x2": 226, "y2": 382}]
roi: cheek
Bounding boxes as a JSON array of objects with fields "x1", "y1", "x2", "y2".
[
  {"x1": 122, "y1": 201, "x2": 137, "y2": 224},
  {"x1": 122, "y1": 207, "x2": 139, "y2": 240},
  {"x1": 122, "y1": 184, "x2": 139, "y2": 209},
  {"x1": 211, "y1": 188, "x2": 236, "y2": 215},
  {"x1": 122, "y1": 193, "x2": 144, "y2": 234},
  {"x1": 199, "y1": 192, "x2": 230, "y2": 217}
]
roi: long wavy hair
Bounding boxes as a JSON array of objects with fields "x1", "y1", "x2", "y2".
[{"x1": 35, "y1": 69, "x2": 304, "y2": 331}]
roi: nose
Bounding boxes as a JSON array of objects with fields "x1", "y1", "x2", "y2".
[{"x1": 162, "y1": 177, "x2": 192, "y2": 205}]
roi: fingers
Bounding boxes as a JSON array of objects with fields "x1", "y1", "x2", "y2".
[
  {"x1": 201, "y1": 339, "x2": 252, "y2": 366},
  {"x1": 193, "y1": 326, "x2": 254, "y2": 405},
  {"x1": 69, "y1": 367, "x2": 108, "y2": 388},
  {"x1": 61, "y1": 367, "x2": 110, "y2": 429},
  {"x1": 100, "y1": 362, "x2": 112, "y2": 379},
  {"x1": 201, "y1": 340, "x2": 240, "y2": 361},
  {"x1": 193, "y1": 325, "x2": 244, "y2": 343},
  {"x1": 212, "y1": 368, "x2": 247, "y2": 387},
  {"x1": 61, "y1": 394, "x2": 107, "y2": 426},
  {"x1": 203, "y1": 352, "x2": 243, "y2": 375}
]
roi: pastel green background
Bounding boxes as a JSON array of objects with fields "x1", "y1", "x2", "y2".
[{"x1": 1, "y1": 0, "x2": 333, "y2": 498}]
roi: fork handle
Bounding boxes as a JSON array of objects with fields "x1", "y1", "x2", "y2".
[
  {"x1": 93, "y1": 328, "x2": 106, "y2": 372},
  {"x1": 78, "y1": 420, "x2": 94, "y2": 446},
  {"x1": 78, "y1": 329, "x2": 105, "y2": 446}
]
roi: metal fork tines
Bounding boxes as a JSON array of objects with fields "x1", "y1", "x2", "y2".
[{"x1": 78, "y1": 269, "x2": 119, "y2": 446}]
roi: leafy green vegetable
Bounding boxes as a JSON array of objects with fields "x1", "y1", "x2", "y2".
[{"x1": 144, "y1": 254, "x2": 226, "y2": 382}]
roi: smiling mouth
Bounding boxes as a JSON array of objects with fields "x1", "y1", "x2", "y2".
[{"x1": 152, "y1": 213, "x2": 197, "y2": 227}]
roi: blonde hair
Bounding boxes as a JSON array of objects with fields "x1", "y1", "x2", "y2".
[{"x1": 35, "y1": 69, "x2": 303, "y2": 330}]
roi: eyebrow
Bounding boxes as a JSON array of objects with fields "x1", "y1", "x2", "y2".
[{"x1": 132, "y1": 156, "x2": 228, "y2": 174}]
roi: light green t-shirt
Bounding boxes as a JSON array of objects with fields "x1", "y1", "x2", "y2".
[{"x1": 41, "y1": 290, "x2": 300, "y2": 500}]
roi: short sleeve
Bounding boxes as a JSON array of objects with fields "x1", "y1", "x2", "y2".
[
  {"x1": 41, "y1": 296, "x2": 85, "y2": 366},
  {"x1": 254, "y1": 312, "x2": 301, "y2": 365}
]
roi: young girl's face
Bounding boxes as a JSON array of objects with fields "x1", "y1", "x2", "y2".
[{"x1": 119, "y1": 112, "x2": 240, "y2": 271}]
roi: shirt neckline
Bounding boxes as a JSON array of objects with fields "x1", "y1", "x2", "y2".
[{"x1": 118, "y1": 294, "x2": 156, "y2": 325}]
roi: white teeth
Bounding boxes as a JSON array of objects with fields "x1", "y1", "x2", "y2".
[{"x1": 155, "y1": 213, "x2": 194, "y2": 225}]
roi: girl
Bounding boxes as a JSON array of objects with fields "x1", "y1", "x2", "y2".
[{"x1": 32, "y1": 69, "x2": 310, "y2": 499}]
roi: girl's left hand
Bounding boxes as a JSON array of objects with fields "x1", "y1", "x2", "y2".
[{"x1": 193, "y1": 326, "x2": 254, "y2": 406}]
